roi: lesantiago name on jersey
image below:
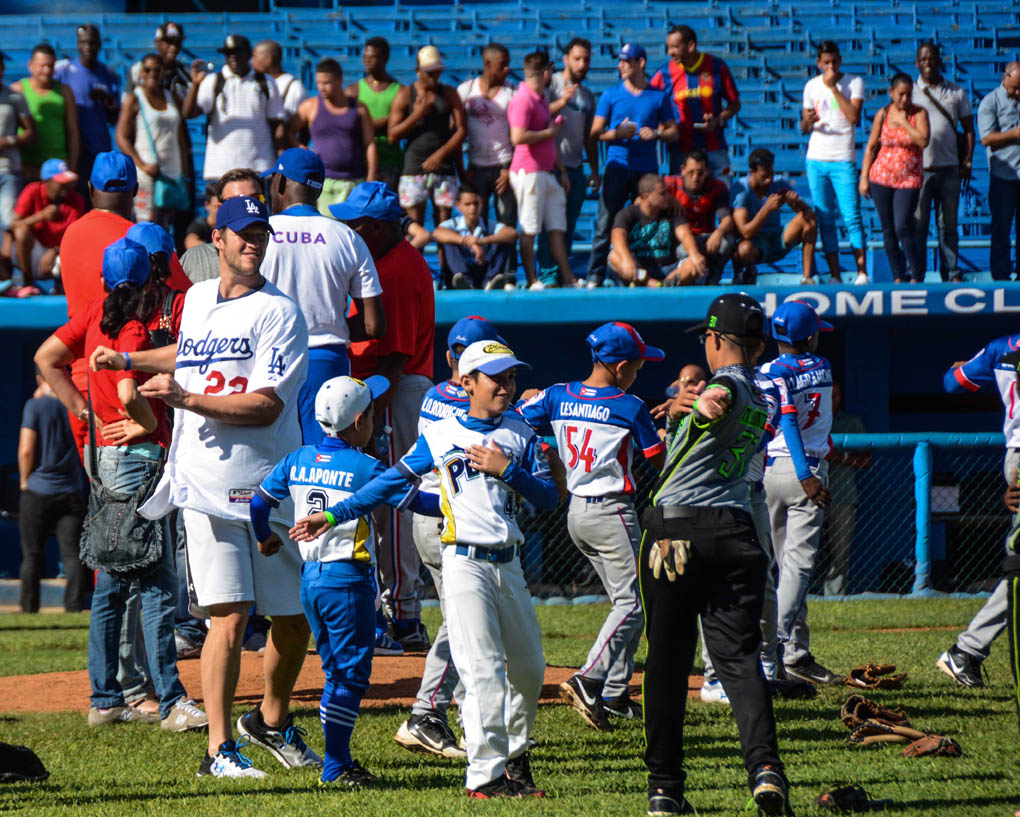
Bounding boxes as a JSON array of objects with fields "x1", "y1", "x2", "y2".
[
  {"x1": 947, "y1": 334, "x2": 1020, "y2": 447},
  {"x1": 651, "y1": 364, "x2": 769, "y2": 511},
  {"x1": 759, "y1": 352, "x2": 833, "y2": 460}
]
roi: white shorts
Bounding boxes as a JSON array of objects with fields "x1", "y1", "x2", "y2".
[
  {"x1": 509, "y1": 169, "x2": 567, "y2": 235},
  {"x1": 183, "y1": 509, "x2": 304, "y2": 617}
]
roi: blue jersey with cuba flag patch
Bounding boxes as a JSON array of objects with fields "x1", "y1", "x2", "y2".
[
  {"x1": 519, "y1": 381, "x2": 664, "y2": 497},
  {"x1": 759, "y1": 352, "x2": 833, "y2": 461},
  {"x1": 945, "y1": 334, "x2": 1020, "y2": 448}
]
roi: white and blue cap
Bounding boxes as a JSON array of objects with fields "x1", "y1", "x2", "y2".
[
  {"x1": 457, "y1": 340, "x2": 531, "y2": 377},
  {"x1": 447, "y1": 315, "x2": 505, "y2": 358},
  {"x1": 260, "y1": 147, "x2": 325, "y2": 191},
  {"x1": 771, "y1": 300, "x2": 833, "y2": 344},
  {"x1": 617, "y1": 42, "x2": 647, "y2": 61},
  {"x1": 315, "y1": 375, "x2": 389, "y2": 436}
]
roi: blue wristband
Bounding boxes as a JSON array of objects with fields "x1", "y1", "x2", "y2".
[{"x1": 122, "y1": 352, "x2": 131, "y2": 371}]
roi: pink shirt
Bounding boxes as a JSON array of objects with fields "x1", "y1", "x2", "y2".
[{"x1": 508, "y1": 83, "x2": 557, "y2": 173}]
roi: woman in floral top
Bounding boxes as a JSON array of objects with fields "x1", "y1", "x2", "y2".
[{"x1": 859, "y1": 72, "x2": 930, "y2": 282}]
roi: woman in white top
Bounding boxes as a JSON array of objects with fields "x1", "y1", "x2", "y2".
[{"x1": 116, "y1": 53, "x2": 190, "y2": 227}]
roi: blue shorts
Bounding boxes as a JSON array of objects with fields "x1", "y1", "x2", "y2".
[
  {"x1": 752, "y1": 230, "x2": 794, "y2": 264},
  {"x1": 298, "y1": 344, "x2": 350, "y2": 445},
  {"x1": 300, "y1": 561, "x2": 375, "y2": 693}
]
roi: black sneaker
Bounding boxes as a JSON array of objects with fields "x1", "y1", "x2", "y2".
[
  {"x1": 751, "y1": 764, "x2": 791, "y2": 816},
  {"x1": 467, "y1": 776, "x2": 526, "y2": 799},
  {"x1": 393, "y1": 711, "x2": 466, "y2": 759},
  {"x1": 504, "y1": 752, "x2": 545, "y2": 797},
  {"x1": 236, "y1": 708, "x2": 323, "y2": 769},
  {"x1": 647, "y1": 788, "x2": 694, "y2": 816},
  {"x1": 318, "y1": 760, "x2": 377, "y2": 788},
  {"x1": 390, "y1": 620, "x2": 431, "y2": 652},
  {"x1": 558, "y1": 674, "x2": 613, "y2": 731},
  {"x1": 603, "y1": 692, "x2": 642, "y2": 720},
  {"x1": 784, "y1": 655, "x2": 843, "y2": 685},
  {"x1": 936, "y1": 645, "x2": 985, "y2": 688}
]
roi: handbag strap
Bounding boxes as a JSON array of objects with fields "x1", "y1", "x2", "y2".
[
  {"x1": 85, "y1": 370, "x2": 100, "y2": 485},
  {"x1": 134, "y1": 89, "x2": 160, "y2": 166},
  {"x1": 922, "y1": 85, "x2": 959, "y2": 130}
]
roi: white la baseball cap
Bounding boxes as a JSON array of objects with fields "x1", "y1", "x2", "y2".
[
  {"x1": 315, "y1": 375, "x2": 389, "y2": 436},
  {"x1": 457, "y1": 340, "x2": 531, "y2": 377}
]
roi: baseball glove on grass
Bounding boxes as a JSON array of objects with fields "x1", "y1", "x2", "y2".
[
  {"x1": 845, "y1": 663, "x2": 908, "y2": 690},
  {"x1": 840, "y1": 694, "x2": 911, "y2": 729}
]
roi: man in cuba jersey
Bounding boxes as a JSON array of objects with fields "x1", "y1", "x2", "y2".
[
  {"x1": 519, "y1": 321, "x2": 665, "y2": 730},
  {"x1": 92, "y1": 196, "x2": 315, "y2": 779},
  {"x1": 291, "y1": 340, "x2": 558, "y2": 799},
  {"x1": 935, "y1": 334, "x2": 1020, "y2": 688},
  {"x1": 759, "y1": 300, "x2": 840, "y2": 687},
  {"x1": 251, "y1": 375, "x2": 440, "y2": 787},
  {"x1": 394, "y1": 315, "x2": 505, "y2": 759}
]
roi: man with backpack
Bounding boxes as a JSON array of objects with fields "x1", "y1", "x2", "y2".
[{"x1": 181, "y1": 34, "x2": 285, "y2": 182}]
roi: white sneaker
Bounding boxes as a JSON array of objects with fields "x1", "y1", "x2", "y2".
[
  {"x1": 161, "y1": 698, "x2": 209, "y2": 732},
  {"x1": 854, "y1": 272, "x2": 869, "y2": 285},
  {"x1": 699, "y1": 679, "x2": 730, "y2": 705},
  {"x1": 198, "y1": 739, "x2": 268, "y2": 778},
  {"x1": 761, "y1": 660, "x2": 778, "y2": 682},
  {"x1": 504, "y1": 282, "x2": 517, "y2": 291},
  {"x1": 527, "y1": 280, "x2": 545, "y2": 291}
]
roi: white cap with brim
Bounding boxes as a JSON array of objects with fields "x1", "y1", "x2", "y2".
[
  {"x1": 315, "y1": 375, "x2": 390, "y2": 436},
  {"x1": 457, "y1": 340, "x2": 531, "y2": 377}
]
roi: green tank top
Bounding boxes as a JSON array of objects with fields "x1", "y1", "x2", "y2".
[
  {"x1": 19, "y1": 79, "x2": 67, "y2": 166},
  {"x1": 358, "y1": 78, "x2": 402, "y2": 169}
]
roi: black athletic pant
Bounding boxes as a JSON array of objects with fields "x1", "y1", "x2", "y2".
[
  {"x1": 19, "y1": 489, "x2": 88, "y2": 612},
  {"x1": 640, "y1": 505, "x2": 782, "y2": 798}
]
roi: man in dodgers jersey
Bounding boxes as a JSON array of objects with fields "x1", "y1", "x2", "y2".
[
  {"x1": 92, "y1": 196, "x2": 317, "y2": 778},
  {"x1": 261, "y1": 148, "x2": 384, "y2": 444},
  {"x1": 292, "y1": 340, "x2": 558, "y2": 798},
  {"x1": 251, "y1": 375, "x2": 441, "y2": 786},
  {"x1": 394, "y1": 315, "x2": 505, "y2": 759},
  {"x1": 760, "y1": 300, "x2": 840, "y2": 686},
  {"x1": 520, "y1": 322, "x2": 665, "y2": 730},
  {"x1": 935, "y1": 334, "x2": 1020, "y2": 687}
]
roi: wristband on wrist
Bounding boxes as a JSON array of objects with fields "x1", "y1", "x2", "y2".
[
  {"x1": 122, "y1": 352, "x2": 131, "y2": 371},
  {"x1": 323, "y1": 510, "x2": 337, "y2": 527},
  {"x1": 498, "y1": 460, "x2": 512, "y2": 479}
]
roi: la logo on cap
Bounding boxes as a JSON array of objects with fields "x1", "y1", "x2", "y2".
[{"x1": 246, "y1": 199, "x2": 259, "y2": 214}]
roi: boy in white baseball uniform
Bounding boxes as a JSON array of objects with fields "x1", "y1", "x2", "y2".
[
  {"x1": 519, "y1": 322, "x2": 665, "y2": 730},
  {"x1": 293, "y1": 340, "x2": 558, "y2": 798}
]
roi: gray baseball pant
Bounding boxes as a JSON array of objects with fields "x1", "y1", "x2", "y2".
[
  {"x1": 765, "y1": 457, "x2": 828, "y2": 667},
  {"x1": 410, "y1": 512, "x2": 463, "y2": 717},
  {"x1": 567, "y1": 494, "x2": 643, "y2": 699},
  {"x1": 376, "y1": 374, "x2": 432, "y2": 622}
]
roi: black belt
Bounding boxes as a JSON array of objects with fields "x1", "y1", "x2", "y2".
[{"x1": 654, "y1": 505, "x2": 753, "y2": 525}]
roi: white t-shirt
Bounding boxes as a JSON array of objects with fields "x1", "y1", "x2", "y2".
[
  {"x1": 262, "y1": 205, "x2": 382, "y2": 348},
  {"x1": 165, "y1": 278, "x2": 308, "y2": 521},
  {"x1": 457, "y1": 77, "x2": 515, "y2": 167},
  {"x1": 274, "y1": 72, "x2": 307, "y2": 119},
  {"x1": 803, "y1": 73, "x2": 864, "y2": 162},
  {"x1": 197, "y1": 67, "x2": 285, "y2": 178}
]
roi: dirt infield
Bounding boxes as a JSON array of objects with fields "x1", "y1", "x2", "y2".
[{"x1": 0, "y1": 652, "x2": 685, "y2": 714}]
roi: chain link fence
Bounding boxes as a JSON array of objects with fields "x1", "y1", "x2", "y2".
[{"x1": 421, "y1": 434, "x2": 1009, "y2": 601}]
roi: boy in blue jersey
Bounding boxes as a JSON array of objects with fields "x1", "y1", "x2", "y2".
[
  {"x1": 250, "y1": 375, "x2": 440, "y2": 787},
  {"x1": 520, "y1": 322, "x2": 665, "y2": 730},
  {"x1": 291, "y1": 340, "x2": 558, "y2": 799}
]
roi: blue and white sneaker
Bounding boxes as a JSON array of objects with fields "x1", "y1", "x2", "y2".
[
  {"x1": 237, "y1": 708, "x2": 323, "y2": 769},
  {"x1": 198, "y1": 738, "x2": 267, "y2": 778},
  {"x1": 375, "y1": 628, "x2": 404, "y2": 656},
  {"x1": 699, "y1": 679, "x2": 730, "y2": 705}
]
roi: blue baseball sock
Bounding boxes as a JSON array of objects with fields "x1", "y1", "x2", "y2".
[{"x1": 320, "y1": 681, "x2": 362, "y2": 782}]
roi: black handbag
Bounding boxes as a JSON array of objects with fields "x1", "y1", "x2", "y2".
[{"x1": 78, "y1": 374, "x2": 165, "y2": 575}]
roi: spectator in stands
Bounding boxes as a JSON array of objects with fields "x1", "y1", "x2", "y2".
[
  {"x1": 2, "y1": 159, "x2": 84, "y2": 294},
  {"x1": 434, "y1": 184, "x2": 517, "y2": 289},
  {"x1": 182, "y1": 34, "x2": 285, "y2": 182},
  {"x1": 913, "y1": 42, "x2": 975, "y2": 283},
  {"x1": 184, "y1": 183, "x2": 217, "y2": 249},
  {"x1": 12, "y1": 44, "x2": 78, "y2": 183},
  {"x1": 180, "y1": 168, "x2": 262, "y2": 284},
  {"x1": 0, "y1": 52, "x2": 36, "y2": 242},
  {"x1": 388, "y1": 46, "x2": 467, "y2": 229},
  {"x1": 116, "y1": 54, "x2": 190, "y2": 229},
  {"x1": 732, "y1": 147, "x2": 819, "y2": 284},
  {"x1": 331, "y1": 182, "x2": 435, "y2": 653},
  {"x1": 860, "y1": 73, "x2": 930, "y2": 283},
  {"x1": 252, "y1": 40, "x2": 307, "y2": 125},
  {"x1": 609, "y1": 172, "x2": 702, "y2": 286},
  {"x1": 588, "y1": 43, "x2": 677, "y2": 287},
  {"x1": 664, "y1": 149, "x2": 736, "y2": 284},
  {"x1": 458, "y1": 43, "x2": 517, "y2": 230},
  {"x1": 538, "y1": 36, "x2": 598, "y2": 283},
  {"x1": 347, "y1": 37, "x2": 403, "y2": 190},
  {"x1": 977, "y1": 61, "x2": 1020, "y2": 282},
  {"x1": 129, "y1": 23, "x2": 191, "y2": 106},
  {"x1": 650, "y1": 25, "x2": 741, "y2": 180},
  {"x1": 290, "y1": 59, "x2": 376, "y2": 213},
  {"x1": 18, "y1": 367, "x2": 87, "y2": 613},
  {"x1": 508, "y1": 51, "x2": 576, "y2": 289},
  {"x1": 801, "y1": 41, "x2": 867, "y2": 285},
  {"x1": 56, "y1": 24, "x2": 120, "y2": 200}
]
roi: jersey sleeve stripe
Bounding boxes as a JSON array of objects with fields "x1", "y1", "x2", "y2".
[
  {"x1": 781, "y1": 405, "x2": 799, "y2": 415},
  {"x1": 254, "y1": 486, "x2": 283, "y2": 506},
  {"x1": 954, "y1": 366, "x2": 980, "y2": 392},
  {"x1": 643, "y1": 441, "x2": 666, "y2": 458}
]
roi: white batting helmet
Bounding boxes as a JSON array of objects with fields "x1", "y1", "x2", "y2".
[{"x1": 314, "y1": 375, "x2": 389, "y2": 436}]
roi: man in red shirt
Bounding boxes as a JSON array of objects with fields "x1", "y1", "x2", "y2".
[
  {"x1": 664, "y1": 150, "x2": 737, "y2": 283},
  {"x1": 1, "y1": 159, "x2": 84, "y2": 294},
  {"x1": 332, "y1": 182, "x2": 436, "y2": 652}
]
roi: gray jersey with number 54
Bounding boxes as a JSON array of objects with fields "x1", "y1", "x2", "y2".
[{"x1": 649, "y1": 364, "x2": 768, "y2": 511}]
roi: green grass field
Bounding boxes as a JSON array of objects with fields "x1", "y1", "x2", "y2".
[{"x1": 0, "y1": 598, "x2": 1017, "y2": 816}]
